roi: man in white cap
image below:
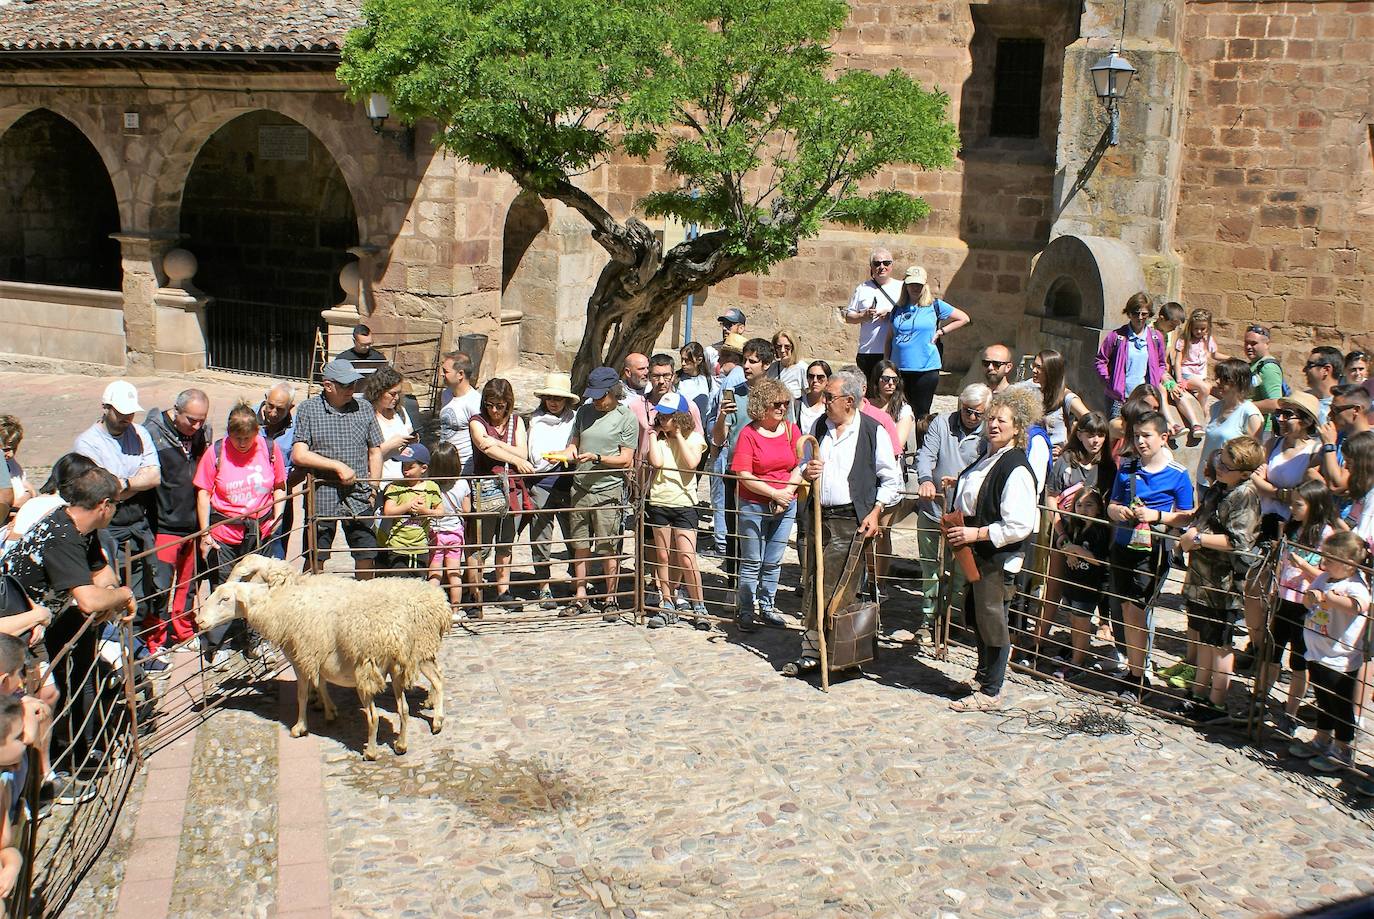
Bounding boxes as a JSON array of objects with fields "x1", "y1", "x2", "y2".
[
  {"x1": 73, "y1": 380, "x2": 162, "y2": 603},
  {"x1": 292, "y1": 359, "x2": 383, "y2": 578}
]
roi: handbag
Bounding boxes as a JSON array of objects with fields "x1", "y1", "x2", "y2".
[
  {"x1": 474, "y1": 475, "x2": 509, "y2": 515},
  {"x1": 1125, "y1": 464, "x2": 1154, "y2": 551},
  {"x1": 825, "y1": 535, "x2": 880, "y2": 673}
]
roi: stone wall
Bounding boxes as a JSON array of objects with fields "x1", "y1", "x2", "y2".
[{"x1": 1174, "y1": 0, "x2": 1374, "y2": 367}]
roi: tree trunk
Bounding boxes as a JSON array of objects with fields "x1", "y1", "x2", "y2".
[{"x1": 568, "y1": 229, "x2": 745, "y2": 390}]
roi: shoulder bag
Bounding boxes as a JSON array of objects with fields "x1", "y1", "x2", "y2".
[{"x1": 825, "y1": 534, "x2": 880, "y2": 672}]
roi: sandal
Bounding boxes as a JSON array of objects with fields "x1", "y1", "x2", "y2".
[
  {"x1": 559, "y1": 600, "x2": 590, "y2": 619},
  {"x1": 781, "y1": 658, "x2": 820, "y2": 677},
  {"x1": 950, "y1": 694, "x2": 1001, "y2": 713}
]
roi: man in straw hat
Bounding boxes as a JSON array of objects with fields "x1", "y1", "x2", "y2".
[{"x1": 528, "y1": 372, "x2": 579, "y2": 609}]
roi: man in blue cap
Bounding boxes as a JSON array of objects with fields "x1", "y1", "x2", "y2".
[
  {"x1": 560, "y1": 367, "x2": 639, "y2": 620},
  {"x1": 292, "y1": 359, "x2": 383, "y2": 577}
]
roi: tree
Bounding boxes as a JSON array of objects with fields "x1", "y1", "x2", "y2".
[{"x1": 339, "y1": 0, "x2": 959, "y2": 385}]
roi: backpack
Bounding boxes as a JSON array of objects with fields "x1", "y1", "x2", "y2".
[{"x1": 1253, "y1": 356, "x2": 1292, "y2": 397}]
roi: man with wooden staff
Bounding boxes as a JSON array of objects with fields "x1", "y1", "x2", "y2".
[{"x1": 784, "y1": 368, "x2": 901, "y2": 678}]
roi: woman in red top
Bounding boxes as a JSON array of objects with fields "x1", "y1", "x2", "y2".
[{"x1": 730, "y1": 378, "x2": 803, "y2": 632}]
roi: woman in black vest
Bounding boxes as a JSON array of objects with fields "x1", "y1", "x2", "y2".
[{"x1": 945, "y1": 387, "x2": 1043, "y2": 711}]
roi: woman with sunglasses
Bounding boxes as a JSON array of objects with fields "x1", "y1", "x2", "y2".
[
  {"x1": 1094, "y1": 292, "x2": 1169, "y2": 418},
  {"x1": 794, "y1": 361, "x2": 831, "y2": 436},
  {"x1": 467, "y1": 378, "x2": 534, "y2": 613},
  {"x1": 730, "y1": 378, "x2": 804, "y2": 632},
  {"x1": 888, "y1": 266, "x2": 969, "y2": 417},
  {"x1": 770, "y1": 331, "x2": 806, "y2": 400}
]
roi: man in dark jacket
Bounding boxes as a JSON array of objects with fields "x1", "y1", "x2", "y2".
[{"x1": 144, "y1": 389, "x2": 210, "y2": 655}]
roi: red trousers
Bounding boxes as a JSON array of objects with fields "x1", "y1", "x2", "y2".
[{"x1": 147, "y1": 532, "x2": 198, "y2": 651}]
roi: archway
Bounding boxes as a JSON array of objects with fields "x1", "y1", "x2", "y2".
[
  {"x1": 180, "y1": 110, "x2": 359, "y2": 379},
  {"x1": 0, "y1": 109, "x2": 121, "y2": 290},
  {"x1": 503, "y1": 192, "x2": 564, "y2": 371}
]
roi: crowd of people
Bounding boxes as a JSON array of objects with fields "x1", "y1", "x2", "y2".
[{"x1": 0, "y1": 265, "x2": 1370, "y2": 849}]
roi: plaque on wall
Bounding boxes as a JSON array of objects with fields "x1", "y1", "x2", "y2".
[{"x1": 259, "y1": 125, "x2": 309, "y2": 161}]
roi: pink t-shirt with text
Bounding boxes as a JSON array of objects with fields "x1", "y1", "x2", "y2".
[
  {"x1": 193, "y1": 437, "x2": 287, "y2": 545},
  {"x1": 731, "y1": 422, "x2": 801, "y2": 504}
]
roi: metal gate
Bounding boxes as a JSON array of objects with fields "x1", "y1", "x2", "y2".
[{"x1": 207, "y1": 298, "x2": 325, "y2": 380}]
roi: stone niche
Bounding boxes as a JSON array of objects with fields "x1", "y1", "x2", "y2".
[{"x1": 1017, "y1": 233, "x2": 1146, "y2": 411}]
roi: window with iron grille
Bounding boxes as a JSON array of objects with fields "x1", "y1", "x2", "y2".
[{"x1": 991, "y1": 38, "x2": 1045, "y2": 138}]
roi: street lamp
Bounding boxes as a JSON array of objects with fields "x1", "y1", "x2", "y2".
[
  {"x1": 1090, "y1": 46, "x2": 1136, "y2": 146},
  {"x1": 363, "y1": 92, "x2": 414, "y2": 159}
]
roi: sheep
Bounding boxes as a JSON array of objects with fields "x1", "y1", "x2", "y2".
[{"x1": 197, "y1": 574, "x2": 449, "y2": 760}]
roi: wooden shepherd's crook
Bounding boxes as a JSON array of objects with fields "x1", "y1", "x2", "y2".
[{"x1": 796, "y1": 434, "x2": 828, "y2": 692}]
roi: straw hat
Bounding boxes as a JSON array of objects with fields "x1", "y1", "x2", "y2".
[
  {"x1": 1277, "y1": 391, "x2": 1321, "y2": 424},
  {"x1": 533, "y1": 371, "x2": 578, "y2": 401},
  {"x1": 722, "y1": 332, "x2": 748, "y2": 351}
]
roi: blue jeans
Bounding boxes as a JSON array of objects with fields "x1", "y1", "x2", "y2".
[
  {"x1": 736, "y1": 500, "x2": 795, "y2": 614},
  {"x1": 710, "y1": 451, "x2": 728, "y2": 551}
]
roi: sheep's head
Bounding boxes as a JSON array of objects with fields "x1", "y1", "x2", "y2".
[
  {"x1": 226, "y1": 555, "x2": 297, "y2": 588},
  {"x1": 196, "y1": 582, "x2": 266, "y2": 631}
]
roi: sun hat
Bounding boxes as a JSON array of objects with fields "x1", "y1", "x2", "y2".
[
  {"x1": 533, "y1": 372, "x2": 578, "y2": 401},
  {"x1": 583, "y1": 367, "x2": 621, "y2": 400},
  {"x1": 903, "y1": 266, "x2": 927, "y2": 285},
  {"x1": 1277, "y1": 392, "x2": 1321, "y2": 424},
  {"x1": 101, "y1": 380, "x2": 142, "y2": 415}
]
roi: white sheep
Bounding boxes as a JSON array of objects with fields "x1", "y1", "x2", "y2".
[{"x1": 198, "y1": 573, "x2": 448, "y2": 760}]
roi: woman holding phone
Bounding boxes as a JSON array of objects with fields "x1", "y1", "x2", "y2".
[{"x1": 365, "y1": 366, "x2": 416, "y2": 483}]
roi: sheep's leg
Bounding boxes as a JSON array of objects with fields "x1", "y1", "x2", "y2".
[
  {"x1": 290, "y1": 670, "x2": 311, "y2": 738},
  {"x1": 318, "y1": 677, "x2": 338, "y2": 722},
  {"x1": 360, "y1": 691, "x2": 379, "y2": 761},
  {"x1": 418, "y1": 658, "x2": 444, "y2": 735},
  {"x1": 393, "y1": 675, "x2": 410, "y2": 756}
]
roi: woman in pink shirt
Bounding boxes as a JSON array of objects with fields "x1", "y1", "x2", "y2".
[
  {"x1": 730, "y1": 378, "x2": 803, "y2": 632},
  {"x1": 193, "y1": 402, "x2": 287, "y2": 664}
]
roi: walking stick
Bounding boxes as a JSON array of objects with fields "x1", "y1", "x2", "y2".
[{"x1": 797, "y1": 435, "x2": 828, "y2": 691}]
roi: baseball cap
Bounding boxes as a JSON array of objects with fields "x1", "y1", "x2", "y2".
[
  {"x1": 903, "y1": 266, "x2": 927, "y2": 285},
  {"x1": 321, "y1": 359, "x2": 364, "y2": 386},
  {"x1": 398, "y1": 443, "x2": 430, "y2": 466},
  {"x1": 654, "y1": 393, "x2": 690, "y2": 415},
  {"x1": 718, "y1": 308, "x2": 746, "y2": 326},
  {"x1": 583, "y1": 366, "x2": 621, "y2": 400},
  {"x1": 101, "y1": 380, "x2": 143, "y2": 415}
]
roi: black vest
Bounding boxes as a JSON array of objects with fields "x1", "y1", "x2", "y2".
[
  {"x1": 961, "y1": 447, "x2": 1035, "y2": 563},
  {"x1": 806, "y1": 412, "x2": 881, "y2": 524}
]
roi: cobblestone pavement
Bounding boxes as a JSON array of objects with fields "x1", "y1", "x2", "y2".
[{"x1": 65, "y1": 615, "x2": 1374, "y2": 918}]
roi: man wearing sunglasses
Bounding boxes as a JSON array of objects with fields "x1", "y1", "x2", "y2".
[
  {"x1": 979, "y1": 344, "x2": 1015, "y2": 395},
  {"x1": 1303, "y1": 346, "x2": 1345, "y2": 425},
  {"x1": 912, "y1": 383, "x2": 992, "y2": 642},
  {"x1": 1242, "y1": 324, "x2": 1286, "y2": 422},
  {"x1": 842, "y1": 248, "x2": 903, "y2": 379},
  {"x1": 1317, "y1": 383, "x2": 1372, "y2": 492}
]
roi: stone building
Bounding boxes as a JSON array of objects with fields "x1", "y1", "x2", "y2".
[{"x1": 0, "y1": 0, "x2": 1368, "y2": 392}]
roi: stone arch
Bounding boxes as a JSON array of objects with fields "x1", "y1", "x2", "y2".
[
  {"x1": 503, "y1": 191, "x2": 565, "y2": 371},
  {"x1": 179, "y1": 110, "x2": 361, "y2": 379},
  {"x1": 142, "y1": 98, "x2": 379, "y2": 247},
  {"x1": 1017, "y1": 234, "x2": 1147, "y2": 410},
  {"x1": 0, "y1": 107, "x2": 123, "y2": 289}
]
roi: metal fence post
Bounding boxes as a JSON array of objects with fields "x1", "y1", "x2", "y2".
[{"x1": 120, "y1": 541, "x2": 143, "y2": 764}]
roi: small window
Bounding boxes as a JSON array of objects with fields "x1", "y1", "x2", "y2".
[{"x1": 991, "y1": 38, "x2": 1045, "y2": 139}]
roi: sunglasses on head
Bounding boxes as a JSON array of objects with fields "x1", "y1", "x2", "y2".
[{"x1": 1246, "y1": 324, "x2": 1270, "y2": 337}]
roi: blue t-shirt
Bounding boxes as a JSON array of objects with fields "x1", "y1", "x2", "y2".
[
  {"x1": 1123, "y1": 327, "x2": 1149, "y2": 393},
  {"x1": 889, "y1": 299, "x2": 954, "y2": 372},
  {"x1": 1109, "y1": 458, "x2": 1196, "y2": 547}
]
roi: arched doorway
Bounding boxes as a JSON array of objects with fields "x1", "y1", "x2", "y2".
[
  {"x1": 0, "y1": 109, "x2": 121, "y2": 289},
  {"x1": 180, "y1": 111, "x2": 359, "y2": 379},
  {"x1": 503, "y1": 191, "x2": 561, "y2": 370}
]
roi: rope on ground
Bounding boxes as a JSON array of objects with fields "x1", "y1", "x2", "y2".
[{"x1": 996, "y1": 701, "x2": 1165, "y2": 750}]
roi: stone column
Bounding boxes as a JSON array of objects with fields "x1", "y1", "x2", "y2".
[
  {"x1": 111, "y1": 232, "x2": 185, "y2": 372},
  {"x1": 153, "y1": 248, "x2": 211, "y2": 373},
  {"x1": 1050, "y1": 0, "x2": 1188, "y2": 297}
]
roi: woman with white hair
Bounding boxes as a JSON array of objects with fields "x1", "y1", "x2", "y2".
[{"x1": 944, "y1": 386, "x2": 1043, "y2": 711}]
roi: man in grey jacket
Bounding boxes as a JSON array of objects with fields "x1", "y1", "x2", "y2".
[{"x1": 913, "y1": 382, "x2": 990, "y2": 639}]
